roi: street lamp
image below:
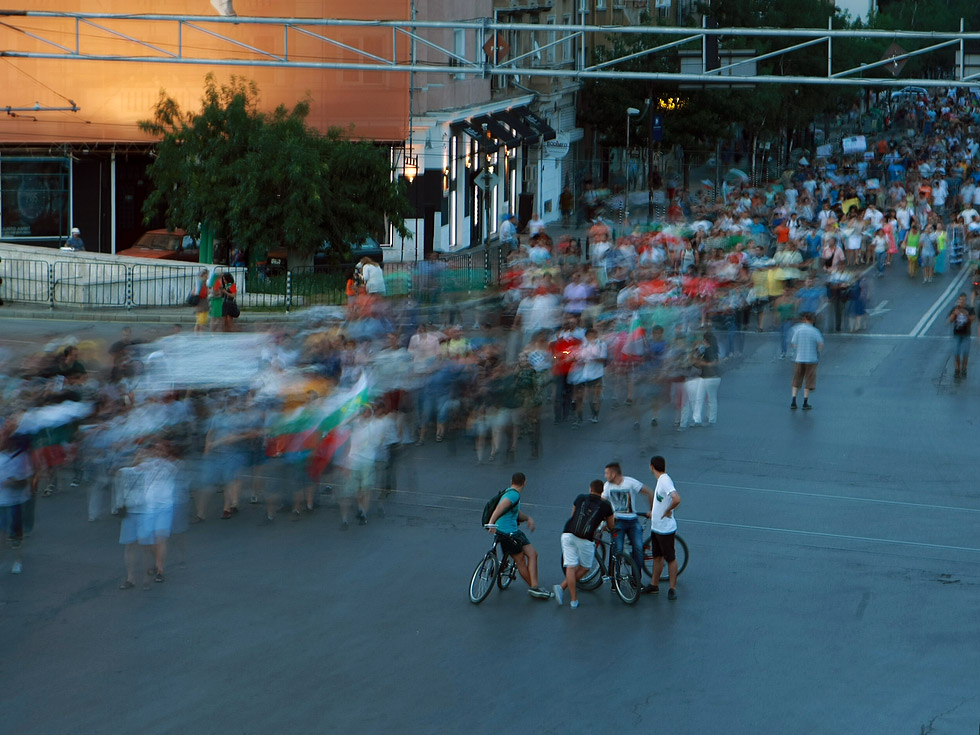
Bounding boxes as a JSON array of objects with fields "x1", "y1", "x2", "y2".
[{"x1": 625, "y1": 107, "x2": 640, "y2": 226}]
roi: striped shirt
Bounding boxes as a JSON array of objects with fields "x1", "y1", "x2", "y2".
[{"x1": 791, "y1": 323, "x2": 824, "y2": 364}]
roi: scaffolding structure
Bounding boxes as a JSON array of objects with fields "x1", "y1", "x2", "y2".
[{"x1": 0, "y1": 10, "x2": 979, "y2": 87}]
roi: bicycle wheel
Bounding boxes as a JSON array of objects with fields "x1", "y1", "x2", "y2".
[
  {"x1": 578, "y1": 553, "x2": 604, "y2": 591},
  {"x1": 612, "y1": 553, "x2": 641, "y2": 605},
  {"x1": 643, "y1": 534, "x2": 689, "y2": 581},
  {"x1": 469, "y1": 553, "x2": 499, "y2": 604},
  {"x1": 560, "y1": 548, "x2": 604, "y2": 592},
  {"x1": 497, "y1": 555, "x2": 517, "y2": 590}
]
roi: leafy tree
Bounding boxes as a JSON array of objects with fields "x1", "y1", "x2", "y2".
[{"x1": 140, "y1": 74, "x2": 411, "y2": 264}]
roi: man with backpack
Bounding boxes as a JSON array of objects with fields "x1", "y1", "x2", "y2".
[
  {"x1": 553, "y1": 479, "x2": 614, "y2": 608},
  {"x1": 485, "y1": 472, "x2": 551, "y2": 599}
]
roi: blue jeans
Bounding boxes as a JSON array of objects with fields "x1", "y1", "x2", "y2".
[
  {"x1": 611, "y1": 516, "x2": 644, "y2": 575},
  {"x1": 780, "y1": 320, "x2": 793, "y2": 356},
  {"x1": 875, "y1": 250, "x2": 887, "y2": 274}
]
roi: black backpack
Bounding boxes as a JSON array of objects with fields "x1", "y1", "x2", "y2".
[
  {"x1": 569, "y1": 495, "x2": 605, "y2": 539},
  {"x1": 482, "y1": 489, "x2": 517, "y2": 526}
]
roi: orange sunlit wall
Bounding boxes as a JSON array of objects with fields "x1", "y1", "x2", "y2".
[{"x1": 0, "y1": 0, "x2": 410, "y2": 144}]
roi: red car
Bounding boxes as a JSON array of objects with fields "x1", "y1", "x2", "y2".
[{"x1": 117, "y1": 229, "x2": 200, "y2": 262}]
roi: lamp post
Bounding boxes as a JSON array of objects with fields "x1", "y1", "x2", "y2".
[{"x1": 624, "y1": 107, "x2": 640, "y2": 226}]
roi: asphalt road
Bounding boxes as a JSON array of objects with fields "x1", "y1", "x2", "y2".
[{"x1": 2, "y1": 264, "x2": 980, "y2": 734}]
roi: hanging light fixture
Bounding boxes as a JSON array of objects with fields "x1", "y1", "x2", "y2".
[{"x1": 403, "y1": 153, "x2": 419, "y2": 182}]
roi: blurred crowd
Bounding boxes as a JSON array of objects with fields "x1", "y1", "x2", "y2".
[{"x1": 4, "y1": 87, "x2": 980, "y2": 586}]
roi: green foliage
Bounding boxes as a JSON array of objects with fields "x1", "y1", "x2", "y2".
[{"x1": 139, "y1": 74, "x2": 411, "y2": 262}]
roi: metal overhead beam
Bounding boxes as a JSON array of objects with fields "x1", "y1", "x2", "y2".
[
  {"x1": 0, "y1": 11, "x2": 978, "y2": 87},
  {"x1": 585, "y1": 35, "x2": 697, "y2": 73},
  {"x1": 830, "y1": 39, "x2": 960, "y2": 79}
]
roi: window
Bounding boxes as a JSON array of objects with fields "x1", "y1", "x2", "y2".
[
  {"x1": 454, "y1": 29, "x2": 466, "y2": 80},
  {"x1": 596, "y1": 0, "x2": 607, "y2": 10},
  {"x1": 562, "y1": 14, "x2": 572, "y2": 62},
  {"x1": 545, "y1": 17, "x2": 556, "y2": 65},
  {"x1": 1, "y1": 157, "x2": 70, "y2": 239}
]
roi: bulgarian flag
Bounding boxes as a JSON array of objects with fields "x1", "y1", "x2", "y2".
[
  {"x1": 266, "y1": 374, "x2": 373, "y2": 479},
  {"x1": 619, "y1": 310, "x2": 647, "y2": 361}
]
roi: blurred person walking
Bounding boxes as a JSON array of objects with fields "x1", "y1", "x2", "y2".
[
  {"x1": 117, "y1": 445, "x2": 178, "y2": 589},
  {"x1": 692, "y1": 331, "x2": 721, "y2": 426},
  {"x1": 947, "y1": 293, "x2": 975, "y2": 379},
  {"x1": 0, "y1": 419, "x2": 33, "y2": 574}
]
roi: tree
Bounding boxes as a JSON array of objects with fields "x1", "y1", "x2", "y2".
[{"x1": 139, "y1": 74, "x2": 411, "y2": 264}]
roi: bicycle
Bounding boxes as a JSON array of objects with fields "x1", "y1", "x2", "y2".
[
  {"x1": 468, "y1": 525, "x2": 519, "y2": 604},
  {"x1": 642, "y1": 522, "x2": 689, "y2": 582},
  {"x1": 570, "y1": 519, "x2": 688, "y2": 590},
  {"x1": 560, "y1": 526, "x2": 642, "y2": 605}
]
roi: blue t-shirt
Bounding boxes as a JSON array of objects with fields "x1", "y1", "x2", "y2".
[
  {"x1": 495, "y1": 489, "x2": 521, "y2": 534},
  {"x1": 797, "y1": 286, "x2": 824, "y2": 314}
]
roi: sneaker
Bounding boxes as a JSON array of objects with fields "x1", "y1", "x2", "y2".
[
  {"x1": 642, "y1": 584, "x2": 660, "y2": 595},
  {"x1": 527, "y1": 586, "x2": 551, "y2": 599},
  {"x1": 356, "y1": 509, "x2": 368, "y2": 526},
  {"x1": 569, "y1": 600, "x2": 579, "y2": 609},
  {"x1": 340, "y1": 520, "x2": 350, "y2": 531},
  {"x1": 650, "y1": 418, "x2": 658, "y2": 427},
  {"x1": 590, "y1": 416, "x2": 599, "y2": 423},
  {"x1": 11, "y1": 561, "x2": 22, "y2": 574},
  {"x1": 553, "y1": 584, "x2": 564, "y2": 606},
  {"x1": 790, "y1": 399, "x2": 797, "y2": 410},
  {"x1": 802, "y1": 402, "x2": 812, "y2": 411},
  {"x1": 668, "y1": 588, "x2": 677, "y2": 600}
]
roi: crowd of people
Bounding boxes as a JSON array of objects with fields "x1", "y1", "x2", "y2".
[{"x1": 4, "y1": 87, "x2": 980, "y2": 590}]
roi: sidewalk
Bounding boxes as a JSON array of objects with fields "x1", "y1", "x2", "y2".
[{"x1": 0, "y1": 292, "x2": 502, "y2": 326}]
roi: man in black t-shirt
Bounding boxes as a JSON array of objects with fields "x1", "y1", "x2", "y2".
[
  {"x1": 948, "y1": 293, "x2": 975, "y2": 379},
  {"x1": 553, "y1": 480, "x2": 614, "y2": 608}
]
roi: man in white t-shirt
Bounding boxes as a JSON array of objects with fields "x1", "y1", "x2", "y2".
[
  {"x1": 644, "y1": 455, "x2": 682, "y2": 600},
  {"x1": 601, "y1": 462, "x2": 654, "y2": 580}
]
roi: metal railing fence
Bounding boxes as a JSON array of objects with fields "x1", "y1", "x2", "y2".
[{"x1": 0, "y1": 250, "x2": 506, "y2": 311}]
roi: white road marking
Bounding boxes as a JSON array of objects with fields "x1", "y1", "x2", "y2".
[
  {"x1": 909, "y1": 267, "x2": 970, "y2": 337},
  {"x1": 866, "y1": 300, "x2": 890, "y2": 317}
]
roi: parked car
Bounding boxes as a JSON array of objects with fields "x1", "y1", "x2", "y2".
[
  {"x1": 117, "y1": 229, "x2": 200, "y2": 263},
  {"x1": 890, "y1": 86, "x2": 928, "y2": 101},
  {"x1": 262, "y1": 237, "x2": 384, "y2": 275}
]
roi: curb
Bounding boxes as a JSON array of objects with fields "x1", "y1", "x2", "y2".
[{"x1": 0, "y1": 293, "x2": 502, "y2": 325}]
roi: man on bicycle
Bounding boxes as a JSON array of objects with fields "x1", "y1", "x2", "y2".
[
  {"x1": 487, "y1": 472, "x2": 551, "y2": 599},
  {"x1": 602, "y1": 462, "x2": 654, "y2": 582},
  {"x1": 554, "y1": 479, "x2": 614, "y2": 608},
  {"x1": 645, "y1": 455, "x2": 682, "y2": 600}
]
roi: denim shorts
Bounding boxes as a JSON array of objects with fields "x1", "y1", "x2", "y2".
[{"x1": 953, "y1": 334, "x2": 971, "y2": 359}]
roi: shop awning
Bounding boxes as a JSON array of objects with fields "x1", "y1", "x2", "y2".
[
  {"x1": 511, "y1": 106, "x2": 557, "y2": 143},
  {"x1": 457, "y1": 106, "x2": 558, "y2": 152},
  {"x1": 471, "y1": 114, "x2": 521, "y2": 149},
  {"x1": 457, "y1": 119, "x2": 498, "y2": 153}
]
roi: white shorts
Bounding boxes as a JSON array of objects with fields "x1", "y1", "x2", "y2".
[{"x1": 560, "y1": 532, "x2": 596, "y2": 569}]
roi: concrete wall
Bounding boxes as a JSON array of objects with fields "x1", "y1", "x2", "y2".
[{"x1": 0, "y1": 242, "x2": 245, "y2": 308}]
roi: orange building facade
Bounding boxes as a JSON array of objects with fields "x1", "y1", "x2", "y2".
[
  {"x1": 0, "y1": 1, "x2": 574, "y2": 261},
  {"x1": 0, "y1": 0, "x2": 409, "y2": 252}
]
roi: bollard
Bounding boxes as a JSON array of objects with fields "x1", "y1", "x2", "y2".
[{"x1": 285, "y1": 269, "x2": 292, "y2": 314}]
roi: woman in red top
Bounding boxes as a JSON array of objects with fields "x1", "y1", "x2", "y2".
[{"x1": 221, "y1": 272, "x2": 238, "y2": 332}]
